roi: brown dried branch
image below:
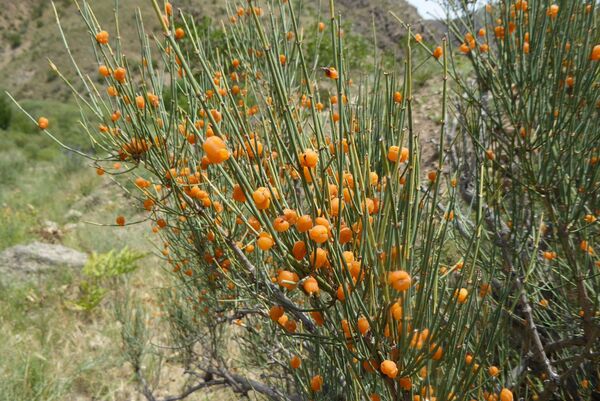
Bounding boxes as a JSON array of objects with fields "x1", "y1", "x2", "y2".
[
  {"x1": 225, "y1": 237, "x2": 317, "y2": 333},
  {"x1": 197, "y1": 365, "x2": 301, "y2": 401}
]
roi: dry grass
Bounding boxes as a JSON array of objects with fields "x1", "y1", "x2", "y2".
[{"x1": 0, "y1": 249, "x2": 248, "y2": 400}]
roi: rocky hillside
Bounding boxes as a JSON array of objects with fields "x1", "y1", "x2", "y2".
[
  {"x1": 336, "y1": 0, "x2": 436, "y2": 52},
  {"x1": 0, "y1": 0, "x2": 432, "y2": 100}
]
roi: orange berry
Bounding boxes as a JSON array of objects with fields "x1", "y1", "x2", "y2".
[
  {"x1": 135, "y1": 95, "x2": 145, "y2": 109},
  {"x1": 431, "y1": 343, "x2": 444, "y2": 360},
  {"x1": 257, "y1": 233, "x2": 274, "y2": 251},
  {"x1": 580, "y1": 240, "x2": 594, "y2": 254},
  {"x1": 95, "y1": 30, "x2": 109, "y2": 44},
  {"x1": 311, "y1": 311, "x2": 324, "y2": 326},
  {"x1": 175, "y1": 27, "x2": 185, "y2": 40},
  {"x1": 303, "y1": 277, "x2": 319, "y2": 295},
  {"x1": 398, "y1": 377, "x2": 412, "y2": 391},
  {"x1": 284, "y1": 318, "x2": 297, "y2": 333},
  {"x1": 432, "y1": 46, "x2": 443, "y2": 59},
  {"x1": 388, "y1": 270, "x2": 411, "y2": 291},
  {"x1": 283, "y1": 209, "x2": 298, "y2": 224},
  {"x1": 393, "y1": 91, "x2": 403, "y2": 103},
  {"x1": 456, "y1": 288, "x2": 469, "y2": 304},
  {"x1": 380, "y1": 360, "x2": 398, "y2": 379},
  {"x1": 273, "y1": 216, "x2": 290, "y2": 232},
  {"x1": 248, "y1": 216, "x2": 261, "y2": 231},
  {"x1": 135, "y1": 177, "x2": 150, "y2": 188},
  {"x1": 37, "y1": 117, "x2": 49, "y2": 130},
  {"x1": 479, "y1": 283, "x2": 492, "y2": 298},
  {"x1": 489, "y1": 366, "x2": 500, "y2": 377},
  {"x1": 107, "y1": 86, "x2": 118, "y2": 97},
  {"x1": 590, "y1": 45, "x2": 600, "y2": 61},
  {"x1": 292, "y1": 241, "x2": 307, "y2": 260},
  {"x1": 277, "y1": 270, "x2": 299, "y2": 290},
  {"x1": 494, "y1": 26, "x2": 505, "y2": 38},
  {"x1": 566, "y1": 76, "x2": 574, "y2": 88},
  {"x1": 116, "y1": 216, "x2": 126, "y2": 226},
  {"x1": 210, "y1": 108, "x2": 222, "y2": 123},
  {"x1": 310, "y1": 248, "x2": 328, "y2": 269},
  {"x1": 543, "y1": 251, "x2": 557, "y2": 260},
  {"x1": 339, "y1": 226, "x2": 353, "y2": 244},
  {"x1": 310, "y1": 375, "x2": 323, "y2": 392},
  {"x1": 113, "y1": 67, "x2": 127, "y2": 83},
  {"x1": 203, "y1": 136, "x2": 230, "y2": 164},
  {"x1": 330, "y1": 198, "x2": 343, "y2": 217},
  {"x1": 388, "y1": 146, "x2": 409, "y2": 163},
  {"x1": 232, "y1": 184, "x2": 247, "y2": 202},
  {"x1": 309, "y1": 224, "x2": 329, "y2": 243},
  {"x1": 290, "y1": 355, "x2": 301, "y2": 369},
  {"x1": 499, "y1": 388, "x2": 513, "y2": 401},
  {"x1": 341, "y1": 319, "x2": 351, "y2": 337},
  {"x1": 252, "y1": 187, "x2": 271, "y2": 210},
  {"x1": 143, "y1": 199, "x2": 154, "y2": 211},
  {"x1": 269, "y1": 305, "x2": 284, "y2": 321},
  {"x1": 357, "y1": 316, "x2": 370, "y2": 335},
  {"x1": 98, "y1": 65, "x2": 110, "y2": 77},
  {"x1": 295, "y1": 215, "x2": 313, "y2": 232},
  {"x1": 336, "y1": 285, "x2": 347, "y2": 301},
  {"x1": 300, "y1": 149, "x2": 319, "y2": 168},
  {"x1": 324, "y1": 67, "x2": 338, "y2": 79}
]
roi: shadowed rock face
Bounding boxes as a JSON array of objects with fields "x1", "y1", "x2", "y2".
[
  {"x1": 0, "y1": 241, "x2": 87, "y2": 282},
  {"x1": 335, "y1": 0, "x2": 442, "y2": 52}
]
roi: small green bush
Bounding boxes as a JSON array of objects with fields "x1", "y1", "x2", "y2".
[
  {"x1": 4, "y1": 32, "x2": 22, "y2": 49},
  {"x1": 0, "y1": 92, "x2": 12, "y2": 130},
  {"x1": 67, "y1": 248, "x2": 144, "y2": 311}
]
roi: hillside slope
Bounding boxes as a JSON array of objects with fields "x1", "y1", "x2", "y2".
[{"x1": 0, "y1": 0, "x2": 430, "y2": 100}]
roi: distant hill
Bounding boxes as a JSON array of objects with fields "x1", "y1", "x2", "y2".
[{"x1": 0, "y1": 0, "x2": 433, "y2": 100}]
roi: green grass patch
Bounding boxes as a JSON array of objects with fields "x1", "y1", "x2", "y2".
[
  {"x1": 0, "y1": 99, "x2": 122, "y2": 251},
  {"x1": 0, "y1": 270, "x2": 111, "y2": 400}
]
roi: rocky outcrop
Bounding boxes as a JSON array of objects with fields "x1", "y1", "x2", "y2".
[
  {"x1": 0, "y1": 241, "x2": 87, "y2": 282},
  {"x1": 335, "y1": 0, "x2": 444, "y2": 51}
]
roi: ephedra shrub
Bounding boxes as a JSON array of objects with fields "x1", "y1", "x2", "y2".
[
  {"x1": 10, "y1": 0, "x2": 598, "y2": 400},
  {"x1": 442, "y1": 1, "x2": 600, "y2": 400}
]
